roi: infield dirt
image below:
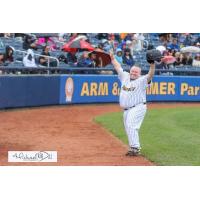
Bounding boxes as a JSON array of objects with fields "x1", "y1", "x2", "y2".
[{"x1": 0, "y1": 103, "x2": 199, "y2": 166}]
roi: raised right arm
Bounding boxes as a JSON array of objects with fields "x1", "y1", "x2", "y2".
[{"x1": 110, "y1": 51, "x2": 122, "y2": 74}]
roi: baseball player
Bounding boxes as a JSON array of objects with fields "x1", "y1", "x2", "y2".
[{"x1": 110, "y1": 49, "x2": 161, "y2": 156}]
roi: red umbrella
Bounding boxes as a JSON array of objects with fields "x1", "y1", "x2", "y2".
[
  {"x1": 89, "y1": 49, "x2": 112, "y2": 67},
  {"x1": 62, "y1": 39, "x2": 94, "y2": 52},
  {"x1": 162, "y1": 56, "x2": 176, "y2": 64}
]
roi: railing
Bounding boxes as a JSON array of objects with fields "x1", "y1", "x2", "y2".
[
  {"x1": 0, "y1": 66, "x2": 200, "y2": 76},
  {"x1": 12, "y1": 47, "x2": 60, "y2": 67}
]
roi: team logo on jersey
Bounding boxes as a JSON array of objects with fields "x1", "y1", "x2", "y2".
[
  {"x1": 65, "y1": 77, "x2": 74, "y2": 102},
  {"x1": 122, "y1": 85, "x2": 136, "y2": 92}
]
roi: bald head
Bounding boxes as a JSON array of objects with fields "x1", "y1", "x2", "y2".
[{"x1": 130, "y1": 66, "x2": 141, "y2": 80}]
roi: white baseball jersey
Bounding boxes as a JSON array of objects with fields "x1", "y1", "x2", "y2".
[
  {"x1": 118, "y1": 67, "x2": 149, "y2": 149},
  {"x1": 118, "y1": 67, "x2": 148, "y2": 109}
]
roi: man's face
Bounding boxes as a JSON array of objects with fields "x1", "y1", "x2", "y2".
[
  {"x1": 83, "y1": 52, "x2": 88, "y2": 58},
  {"x1": 91, "y1": 54, "x2": 96, "y2": 60},
  {"x1": 173, "y1": 39, "x2": 177, "y2": 44},
  {"x1": 117, "y1": 51, "x2": 122, "y2": 56},
  {"x1": 45, "y1": 46, "x2": 50, "y2": 52},
  {"x1": 8, "y1": 49, "x2": 13, "y2": 56},
  {"x1": 130, "y1": 66, "x2": 141, "y2": 80},
  {"x1": 125, "y1": 51, "x2": 130, "y2": 55}
]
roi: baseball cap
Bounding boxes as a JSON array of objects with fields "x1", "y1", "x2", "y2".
[{"x1": 116, "y1": 48, "x2": 122, "y2": 53}]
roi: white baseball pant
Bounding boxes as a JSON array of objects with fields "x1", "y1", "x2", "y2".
[{"x1": 123, "y1": 103, "x2": 147, "y2": 149}]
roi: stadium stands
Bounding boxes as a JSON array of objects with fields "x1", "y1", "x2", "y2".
[{"x1": 0, "y1": 33, "x2": 200, "y2": 76}]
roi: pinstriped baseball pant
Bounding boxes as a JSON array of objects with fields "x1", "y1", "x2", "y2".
[{"x1": 123, "y1": 104, "x2": 147, "y2": 149}]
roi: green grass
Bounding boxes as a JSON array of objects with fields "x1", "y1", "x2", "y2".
[{"x1": 94, "y1": 107, "x2": 200, "y2": 166}]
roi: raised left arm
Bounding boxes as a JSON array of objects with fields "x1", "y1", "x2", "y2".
[{"x1": 147, "y1": 63, "x2": 155, "y2": 83}]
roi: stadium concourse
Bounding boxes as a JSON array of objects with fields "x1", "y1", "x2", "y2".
[{"x1": 0, "y1": 33, "x2": 200, "y2": 76}]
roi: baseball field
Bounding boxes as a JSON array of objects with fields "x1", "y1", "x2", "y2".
[
  {"x1": 95, "y1": 103, "x2": 200, "y2": 166},
  {"x1": 0, "y1": 102, "x2": 199, "y2": 166}
]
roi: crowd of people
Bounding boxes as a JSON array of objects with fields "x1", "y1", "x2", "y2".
[
  {"x1": 158, "y1": 33, "x2": 200, "y2": 67},
  {"x1": 0, "y1": 33, "x2": 200, "y2": 75}
]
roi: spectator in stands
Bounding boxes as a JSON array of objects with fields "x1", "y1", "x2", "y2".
[
  {"x1": 124, "y1": 33, "x2": 134, "y2": 42},
  {"x1": 135, "y1": 33, "x2": 145, "y2": 49},
  {"x1": 39, "y1": 45, "x2": 57, "y2": 67},
  {"x1": 178, "y1": 34, "x2": 186, "y2": 45},
  {"x1": 123, "y1": 48, "x2": 135, "y2": 66},
  {"x1": 171, "y1": 33, "x2": 179, "y2": 39},
  {"x1": 124, "y1": 34, "x2": 144, "y2": 55},
  {"x1": 156, "y1": 61, "x2": 173, "y2": 76},
  {"x1": 147, "y1": 43, "x2": 154, "y2": 50},
  {"x1": 166, "y1": 48, "x2": 177, "y2": 57},
  {"x1": 158, "y1": 33, "x2": 171, "y2": 45},
  {"x1": 58, "y1": 54, "x2": 68, "y2": 64},
  {"x1": 126, "y1": 40, "x2": 134, "y2": 55},
  {"x1": 167, "y1": 38, "x2": 180, "y2": 51},
  {"x1": 96, "y1": 33, "x2": 109, "y2": 40},
  {"x1": 117, "y1": 40, "x2": 126, "y2": 51},
  {"x1": 115, "y1": 48, "x2": 123, "y2": 65},
  {"x1": 131, "y1": 34, "x2": 143, "y2": 52},
  {"x1": 174, "y1": 52, "x2": 183, "y2": 66},
  {"x1": 3, "y1": 46, "x2": 14, "y2": 63},
  {"x1": 23, "y1": 34, "x2": 38, "y2": 50},
  {"x1": 36, "y1": 37, "x2": 52, "y2": 51},
  {"x1": 58, "y1": 33, "x2": 67, "y2": 42},
  {"x1": 0, "y1": 46, "x2": 14, "y2": 66},
  {"x1": 171, "y1": 49, "x2": 178, "y2": 57},
  {"x1": 67, "y1": 51, "x2": 77, "y2": 64},
  {"x1": 36, "y1": 37, "x2": 58, "y2": 51},
  {"x1": 183, "y1": 34, "x2": 193, "y2": 46},
  {"x1": 47, "y1": 37, "x2": 57, "y2": 51},
  {"x1": 101, "y1": 39, "x2": 113, "y2": 52},
  {"x1": 36, "y1": 37, "x2": 46, "y2": 47},
  {"x1": 77, "y1": 51, "x2": 94, "y2": 68},
  {"x1": 192, "y1": 54, "x2": 200, "y2": 67},
  {"x1": 182, "y1": 53, "x2": 193, "y2": 65},
  {"x1": 0, "y1": 53, "x2": 4, "y2": 66},
  {"x1": 194, "y1": 36, "x2": 200, "y2": 46},
  {"x1": 195, "y1": 42, "x2": 200, "y2": 47},
  {"x1": 3, "y1": 33, "x2": 14, "y2": 38},
  {"x1": 163, "y1": 49, "x2": 170, "y2": 56},
  {"x1": 114, "y1": 33, "x2": 121, "y2": 43},
  {"x1": 97, "y1": 43, "x2": 104, "y2": 50},
  {"x1": 107, "y1": 34, "x2": 116, "y2": 50},
  {"x1": 174, "y1": 52, "x2": 193, "y2": 66},
  {"x1": 89, "y1": 52, "x2": 103, "y2": 67},
  {"x1": 120, "y1": 33, "x2": 127, "y2": 41},
  {"x1": 23, "y1": 49, "x2": 37, "y2": 68}
]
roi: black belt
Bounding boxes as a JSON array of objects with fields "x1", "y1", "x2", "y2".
[{"x1": 124, "y1": 102, "x2": 146, "y2": 111}]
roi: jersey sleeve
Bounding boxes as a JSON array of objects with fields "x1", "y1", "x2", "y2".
[
  {"x1": 118, "y1": 67, "x2": 129, "y2": 82},
  {"x1": 139, "y1": 74, "x2": 149, "y2": 90}
]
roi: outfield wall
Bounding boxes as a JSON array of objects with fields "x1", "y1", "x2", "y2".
[
  {"x1": 0, "y1": 76, "x2": 60, "y2": 109},
  {"x1": 60, "y1": 75, "x2": 200, "y2": 104},
  {"x1": 0, "y1": 75, "x2": 199, "y2": 109}
]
